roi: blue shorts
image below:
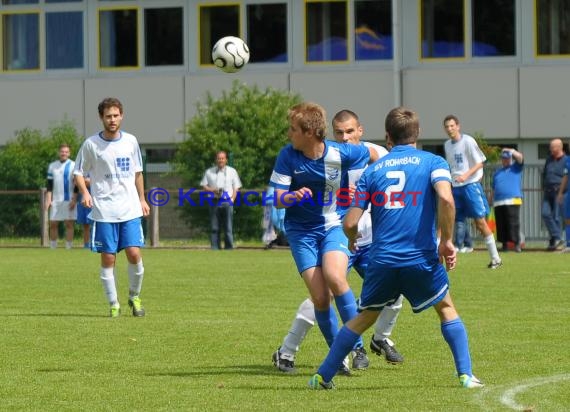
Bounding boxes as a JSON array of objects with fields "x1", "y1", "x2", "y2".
[
  {"x1": 358, "y1": 258, "x2": 449, "y2": 314},
  {"x1": 76, "y1": 203, "x2": 92, "y2": 225},
  {"x1": 453, "y1": 183, "x2": 490, "y2": 220},
  {"x1": 91, "y1": 218, "x2": 145, "y2": 254},
  {"x1": 348, "y1": 244, "x2": 370, "y2": 279},
  {"x1": 286, "y1": 225, "x2": 350, "y2": 274}
]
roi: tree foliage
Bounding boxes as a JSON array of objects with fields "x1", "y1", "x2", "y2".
[
  {"x1": 0, "y1": 120, "x2": 83, "y2": 236},
  {"x1": 174, "y1": 81, "x2": 302, "y2": 239}
]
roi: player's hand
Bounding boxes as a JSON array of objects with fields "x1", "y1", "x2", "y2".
[
  {"x1": 348, "y1": 233, "x2": 361, "y2": 253},
  {"x1": 141, "y1": 199, "x2": 150, "y2": 217},
  {"x1": 438, "y1": 239, "x2": 457, "y2": 271},
  {"x1": 81, "y1": 192, "x2": 93, "y2": 209},
  {"x1": 294, "y1": 187, "x2": 312, "y2": 201}
]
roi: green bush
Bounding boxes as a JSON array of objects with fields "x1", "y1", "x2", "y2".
[
  {"x1": 0, "y1": 121, "x2": 83, "y2": 236},
  {"x1": 174, "y1": 81, "x2": 302, "y2": 240}
]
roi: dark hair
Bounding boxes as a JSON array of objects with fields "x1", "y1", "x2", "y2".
[
  {"x1": 332, "y1": 109, "x2": 359, "y2": 126},
  {"x1": 443, "y1": 114, "x2": 459, "y2": 125},
  {"x1": 288, "y1": 102, "x2": 327, "y2": 141},
  {"x1": 98, "y1": 97, "x2": 123, "y2": 117},
  {"x1": 385, "y1": 107, "x2": 419, "y2": 145}
]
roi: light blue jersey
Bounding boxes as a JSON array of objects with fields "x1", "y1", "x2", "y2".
[
  {"x1": 270, "y1": 140, "x2": 369, "y2": 232},
  {"x1": 355, "y1": 145, "x2": 451, "y2": 266}
]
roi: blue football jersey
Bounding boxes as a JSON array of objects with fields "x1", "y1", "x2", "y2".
[
  {"x1": 355, "y1": 145, "x2": 452, "y2": 266},
  {"x1": 270, "y1": 140, "x2": 369, "y2": 231}
]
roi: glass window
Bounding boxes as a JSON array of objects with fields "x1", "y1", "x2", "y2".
[
  {"x1": 2, "y1": 0, "x2": 37, "y2": 4},
  {"x1": 46, "y1": 11, "x2": 83, "y2": 69},
  {"x1": 246, "y1": 3, "x2": 287, "y2": 63},
  {"x1": 99, "y1": 8, "x2": 138, "y2": 68},
  {"x1": 2, "y1": 13, "x2": 39, "y2": 70},
  {"x1": 537, "y1": 0, "x2": 570, "y2": 55},
  {"x1": 199, "y1": 4, "x2": 239, "y2": 66},
  {"x1": 45, "y1": 0, "x2": 82, "y2": 3},
  {"x1": 306, "y1": 1, "x2": 348, "y2": 62},
  {"x1": 355, "y1": 0, "x2": 391, "y2": 60},
  {"x1": 472, "y1": 0, "x2": 515, "y2": 56},
  {"x1": 421, "y1": 0, "x2": 464, "y2": 58},
  {"x1": 145, "y1": 7, "x2": 183, "y2": 66}
]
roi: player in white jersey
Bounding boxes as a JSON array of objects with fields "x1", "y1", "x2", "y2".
[
  {"x1": 74, "y1": 97, "x2": 150, "y2": 318},
  {"x1": 45, "y1": 144, "x2": 77, "y2": 249},
  {"x1": 443, "y1": 115, "x2": 501, "y2": 269},
  {"x1": 272, "y1": 110, "x2": 404, "y2": 374}
]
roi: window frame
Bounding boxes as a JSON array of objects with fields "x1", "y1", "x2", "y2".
[
  {"x1": 1, "y1": 9, "x2": 41, "y2": 72},
  {"x1": 97, "y1": 5, "x2": 141, "y2": 71}
]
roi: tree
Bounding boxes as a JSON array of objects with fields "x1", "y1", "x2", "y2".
[
  {"x1": 0, "y1": 120, "x2": 83, "y2": 236},
  {"x1": 174, "y1": 81, "x2": 302, "y2": 240}
]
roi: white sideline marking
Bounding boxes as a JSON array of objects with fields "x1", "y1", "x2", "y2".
[{"x1": 499, "y1": 374, "x2": 570, "y2": 410}]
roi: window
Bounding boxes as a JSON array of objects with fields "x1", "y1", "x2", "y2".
[
  {"x1": 2, "y1": 12, "x2": 39, "y2": 71},
  {"x1": 99, "y1": 8, "x2": 138, "y2": 68},
  {"x1": 247, "y1": 3, "x2": 287, "y2": 63},
  {"x1": 145, "y1": 7, "x2": 183, "y2": 66},
  {"x1": 472, "y1": 0, "x2": 515, "y2": 56},
  {"x1": 199, "y1": 4, "x2": 239, "y2": 66},
  {"x1": 306, "y1": 1, "x2": 348, "y2": 62},
  {"x1": 2, "y1": 0, "x2": 37, "y2": 4},
  {"x1": 421, "y1": 0, "x2": 464, "y2": 58},
  {"x1": 536, "y1": 0, "x2": 570, "y2": 55},
  {"x1": 46, "y1": 11, "x2": 83, "y2": 69},
  {"x1": 355, "y1": 0, "x2": 392, "y2": 60},
  {"x1": 45, "y1": 0, "x2": 81, "y2": 3}
]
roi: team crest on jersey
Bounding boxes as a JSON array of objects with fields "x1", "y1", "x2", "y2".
[
  {"x1": 116, "y1": 157, "x2": 130, "y2": 171},
  {"x1": 326, "y1": 167, "x2": 340, "y2": 181}
]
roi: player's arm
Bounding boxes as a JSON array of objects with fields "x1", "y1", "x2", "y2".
[
  {"x1": 367, "y1": 146, "x2": 379, "y2": 163},
  {"x1": 343, "y1": 207, "x2": 365, "y2": 252},
  {"x1": 74, "y1": 174, "x2": 92, "y2": 208},
  {"x1": 273, "y1": 187, "x2": 312, "y2": 208},
  {"x1": 135, "y1": 171, "x2": 150, "y2": 217},
  {"x1": 457, "y1": 162, "x2": 484, "y2": 183},
  {"x1": 434, "y1": 180, "x2": 456, "y2": 271}
]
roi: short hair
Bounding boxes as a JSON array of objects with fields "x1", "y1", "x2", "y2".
[
  {"x1": 216, "y1": 151, "x2": 227, "y2": 158},
  {"x1": 443, "y1": 114, "x2": 459, "y2": 125},
  {"x1": 59, "y1": 143, "x2": 70, "y2": 150},
  {"x1": 98, "y1": 97, "x2": 123, "y2": 117},
  {"x1": 288, "y1": 102, "x2": 327, "y2": 141},
  {"x1": 385, "y1": 107, "x2": 420, "y2": 146},
  {"x1": 332, "y1": 109, "x2": 360, "y2": 126}
]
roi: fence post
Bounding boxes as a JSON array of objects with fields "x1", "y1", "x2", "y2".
[
  {"x1": 40, "y1": 188, "x2": 49, "y2": 247},
  {"x1": 149, "y1": 195, "x2": 159, "y2": 247}
]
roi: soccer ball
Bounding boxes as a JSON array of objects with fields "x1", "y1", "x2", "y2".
[{"x1": 211, "y1": 36, "x2": 250, "y2": 73}]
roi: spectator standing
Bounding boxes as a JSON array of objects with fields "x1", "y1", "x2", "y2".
[
  {"x1": 491, "y1": 148, "x2": 524, "y2": 252},
  {"x1": 45, "y1": 144, "x2": 77, "y2": 249},
  {"x1": 443, "y1": 115, "x2": 502, "y2": 269},
  {"x1": 542, "y1": 138, "x2": 566, "y2": 251},
  {"x1": 201, "y1": 151, "x2": 242, "y2": 250},
  {"x1": 455, "y1": 218, "x2": 473, "y2": 253}
]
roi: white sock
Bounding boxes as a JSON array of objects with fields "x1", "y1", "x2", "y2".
[
  {"x1": 373, "y1": 294, "x2": 403, "y2": 340},
  {"x1": 100, "y1": 267, "x2": 118, "y2": 305},
  {"x1": 128, "y1": 260, "x2": 144, "y2": 299},
  {"x1": 50, "y1": 240, "x2": 57, "y2": 249},
  {"x1": 484, "y1": 234, "x2": 500, "y2": 261},
  {"x1": 281, "y1": 298, "x2": 315, "y2": 356},
  {"x1": 65, "y1": 241, "x2": 72, "y2": 249}
]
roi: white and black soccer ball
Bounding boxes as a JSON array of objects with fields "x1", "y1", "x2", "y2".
[{"x1": 211, "y1": 36, "x2": 250, "y2": 73}]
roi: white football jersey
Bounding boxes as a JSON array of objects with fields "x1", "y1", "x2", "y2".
[
  {"x1": 74, "y1": 131, "x2": 144, "y2": 222},
  {"x1": 348, "y1": 142, "x2": 389, "y2": 247},
  {"x1": 444, "y1": 133, "x2": 486, "y2": 187},
  {"x1": 47, "y1": 159, "x2": 75, "y2": 202}
]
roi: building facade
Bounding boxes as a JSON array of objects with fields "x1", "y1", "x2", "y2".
[{"x1": 0, "y1": 0, "x2": 569, "y2": 164}]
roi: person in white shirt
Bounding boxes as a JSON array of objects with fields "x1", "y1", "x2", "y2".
[
  {"x1": 74, "y1": 97, "x2": 150, "y2": 318},
  {"x1": 45, "y1": 144, "x2": 77, "y2": 249},
  {"x1": 200, "y1": 151, "x2": 242, "y2": 249}
]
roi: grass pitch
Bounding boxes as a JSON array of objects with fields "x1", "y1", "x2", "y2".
[{"x1": 0, "y1": 248, "x2": 568, "y2": 411}]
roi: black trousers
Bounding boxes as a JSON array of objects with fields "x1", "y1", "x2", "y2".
[{"x1": 494, "y1": 205, "x2": 521, "y2": 246}]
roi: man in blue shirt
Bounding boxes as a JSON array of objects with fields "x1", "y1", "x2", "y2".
[
  {"x1": 308, "y1": 106, "x2": 483, "y2": 390},
  {"x1": 491, "y1": 148, "x2": 524, "y2": 252},
  {"x1": 270, "y1": 102, "x2": 378, "y2": 371}
]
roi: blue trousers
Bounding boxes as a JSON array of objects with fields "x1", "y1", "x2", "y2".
[{"x1": 209, "y1": 205, "x2": 234, "y2": 249}]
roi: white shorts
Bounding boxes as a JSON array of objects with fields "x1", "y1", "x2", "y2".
[{"x1": 50, "y1": 201, "x2": 77, "y2": 221}]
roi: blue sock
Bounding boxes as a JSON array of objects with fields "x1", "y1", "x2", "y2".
[
  {"x1": 314, "y1": 306, "x2": 339, "y2": 348},
  {"x1": 566, "y1": 226, "x2": 570, "y2": 247},
  {"x1": 317, "y1": 326, "x2": 360, "y2": 382},
  {"x1": 334, "y1": 289, "x2": 364, "y2": 349},
  {"x1": 441, "y1": 317, "x2": 472, "y2": 376}
]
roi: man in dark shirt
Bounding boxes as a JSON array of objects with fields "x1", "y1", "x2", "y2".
[{"x1": 542, "y1": 138, "x2": 567, "y2": 250}]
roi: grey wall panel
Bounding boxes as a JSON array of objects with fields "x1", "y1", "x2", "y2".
[
  {"x1": 289, "y1": 71, "x2": 394, "y2": 142},
  {"x1": 520, "y1": 66, "x2": 570, "y2": 138},
  {"x1": 402, "y1": 68, "x2": 519, "y2": 141},
  {"x1": 0, "y1": 79, "x2": 84, "y2": 144},
  {"x1": 84, "y1": 76, "x2": 185, "y2": 144},
  {"x1": 184, "y1": 72, "x2": 290, "y2": 126}
]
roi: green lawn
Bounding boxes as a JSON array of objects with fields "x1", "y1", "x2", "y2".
[{"x1": 0, "y1": 248, "x2": 568, "y2": 411}]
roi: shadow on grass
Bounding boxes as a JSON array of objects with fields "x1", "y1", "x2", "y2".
[
  {"x1": 0, "y1": 313, "x2": 105, "y2": 318},
  {"x1": 147, "y1": 364, "x2": 309, "y2": 378}
]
